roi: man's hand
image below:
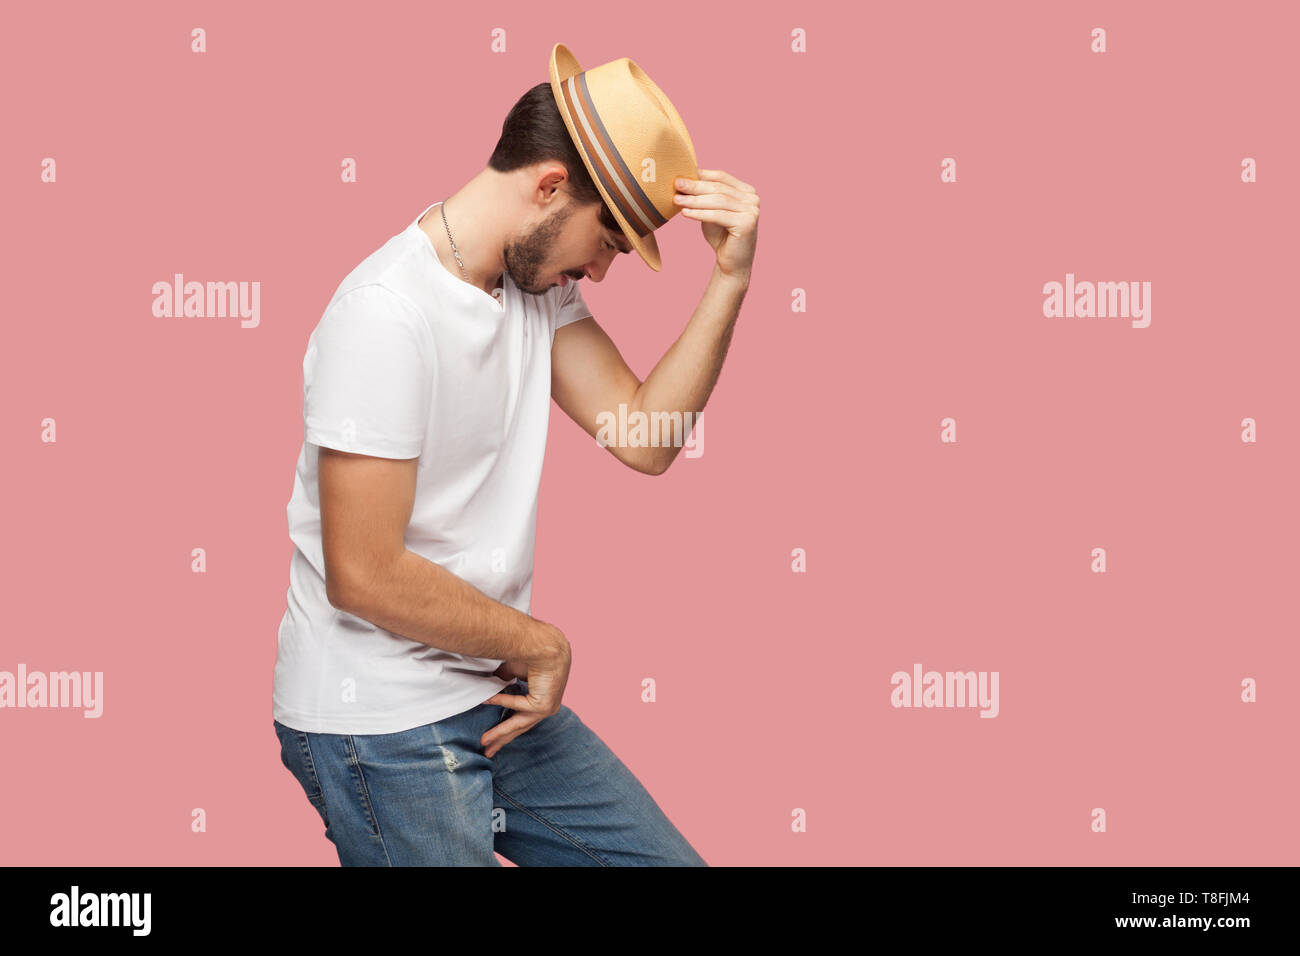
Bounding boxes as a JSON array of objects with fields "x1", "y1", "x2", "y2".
[
  {"x1": 673, "y1": 168, "x2": 760, "y2": 284},
  {"x1": 481, "y1": 624, "x2": 572, "y2": 759}
]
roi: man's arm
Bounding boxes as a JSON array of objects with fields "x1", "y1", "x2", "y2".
[
  {"x1": 551, "y1": 168, "x2": 758, "y2": 476},
  {"x1": 318, "y1": 446, "x2": 564, "y2": 663},
  {"x1": 551, "y1": 267, "x2": 747, "y2": 475}
]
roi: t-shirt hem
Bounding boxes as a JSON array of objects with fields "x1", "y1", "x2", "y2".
[
  {"x1": 272, "y1": 679, "x2": 512, "y2": 736},
  {"x1": 555, "y1": 312, "x2": 593, "y2": 332},
  {"x1": 304, "y1": 426, "x2": 422, "y2": 460}
]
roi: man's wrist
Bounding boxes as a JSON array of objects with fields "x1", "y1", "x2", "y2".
[
  {"x1": 712, "y1": 264, "x2": 751, "y2": 290},
  {"x1": 524, "y1": 621, "x2": 568, "y2": 664}
]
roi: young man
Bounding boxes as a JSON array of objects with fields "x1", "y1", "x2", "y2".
[{"x1": 272, "y1": 44, "x2": 759, "y2": 866}]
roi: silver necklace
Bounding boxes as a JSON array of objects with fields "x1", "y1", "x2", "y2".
[{"x1": 438, "y1": 200, "x2": 470, "y2": 282}]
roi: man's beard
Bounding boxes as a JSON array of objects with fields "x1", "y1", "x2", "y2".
[{"x1": 503, "y1": 202, "x2": 579, "y2": 295}]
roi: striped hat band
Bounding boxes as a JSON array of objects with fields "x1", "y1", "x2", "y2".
[{"x1": 558, "y1": 71, "x2": 669, "y2": 240}]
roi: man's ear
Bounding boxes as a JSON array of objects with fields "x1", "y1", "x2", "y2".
[{"x1": 535, "y1": 164, "x2": 571, "y2": 204}]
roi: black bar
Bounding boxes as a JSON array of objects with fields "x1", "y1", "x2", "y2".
[{"x1": 1, "y1": 865, "x2": 1286, "y2": 941}]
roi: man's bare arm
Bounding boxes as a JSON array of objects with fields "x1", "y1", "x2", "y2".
[
  {"x1": 551, "y1": 168, "x2": 758, "y2": 476},
  {"x1": 550, "y1": 271, "x2": 747, "y2": 475},
  {"x1": 627, "y1": 266, "x2": 747, "y2": 474},
  {"x1": 318, "y1": 447, "x2": 564, "y2": 663}
]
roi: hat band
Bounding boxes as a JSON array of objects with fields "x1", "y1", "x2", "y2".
[{"x1": 561, "y1": 72, "x2": 668, "y2": 239}]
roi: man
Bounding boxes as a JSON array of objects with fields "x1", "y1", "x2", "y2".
[{"x1": 272, "y1": 44, "x2": 759, "y2": 866}]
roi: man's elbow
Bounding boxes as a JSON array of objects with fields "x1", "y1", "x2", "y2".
[
  {"x1": 324, "y1": 560, "x2": 366, "y2": 613},
  {"x1": 324, "y1": 574, "x2": 353, "y2": 612},
  {"x1": 633, "y1": 448, "x2": 672, "y2": 476}
]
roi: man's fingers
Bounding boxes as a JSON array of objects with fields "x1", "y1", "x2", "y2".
[
  {"x1": 675, "y1": 181, "x2": 758, "y2": 216},
  {"x1": 676, "y1": 177, "x2": 746, "y2": 203},
  {"x1": 485, "y1": 691, "x2": 533, "y2": 710},
  {"x1": 680, "y1": 206, "x2": 749, "y2": 229},
  {"x1": 482, "y1": 712, "x2": 541, "y2": 759},
  {"x1": 676, "y1": 189, "x2": 749, "y2": 211},
  {"x1": 488, "y1": 689, "x2": 561, "y2": 715},
  {"x1": 698, "y1": 168, "x2": 756, "y2": 193}
]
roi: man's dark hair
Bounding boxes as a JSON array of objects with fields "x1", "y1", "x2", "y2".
[{"x1": 489, "y1": 83, "x2": 621, "y2": 233}]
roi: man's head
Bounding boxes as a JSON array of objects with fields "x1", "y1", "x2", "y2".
[{"x1": 487, "y1": 83, "x2": 634, "y2": 295}]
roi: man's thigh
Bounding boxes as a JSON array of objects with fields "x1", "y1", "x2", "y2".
[
  {"x1": 275, "y1": 702, "x2": 503, "y2": 867},
  {"x1": 488, "y1": 683, "x2": 708, "y2": 867}
]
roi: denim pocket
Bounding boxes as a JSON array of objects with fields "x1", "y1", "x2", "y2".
[{"x1": 274, "y1": 720, "x2": 331, "y2": 834}]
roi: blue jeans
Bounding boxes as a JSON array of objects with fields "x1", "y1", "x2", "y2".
[{"x1": 272, "y1": 681, "x2": 708, "y2": 866}]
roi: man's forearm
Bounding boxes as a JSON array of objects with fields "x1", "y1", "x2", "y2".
[
  {"x1": 333, "y1": 549, "x2": 555, "y2": 662},
  {"x1": 630, "y1": 265, "x2": 748, "y2": 472}
]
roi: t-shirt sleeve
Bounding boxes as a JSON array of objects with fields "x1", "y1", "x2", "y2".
[
  {"x1": 553, "y1": 280, "x2": 594, "y2": 332},
  {"x1": 303, "y1": 284, "x2": 435, "y2": 459}
]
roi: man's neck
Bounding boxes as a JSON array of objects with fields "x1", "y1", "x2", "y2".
[{"x1": 418, "y1": 169, "x2": 509, "y2": 296}]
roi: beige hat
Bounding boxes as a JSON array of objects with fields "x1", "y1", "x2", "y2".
[{"x1": 549, "y1": 43, "x2": 699, "y2": 272}]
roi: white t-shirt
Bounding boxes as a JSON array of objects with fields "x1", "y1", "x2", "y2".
[{"x1": 273, "y1": 201, "x2": 592, "y2": 735}]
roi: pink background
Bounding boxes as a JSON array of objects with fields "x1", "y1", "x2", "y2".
[{"x1": 4, "y1": 1, "x2": 1297, "y2": 866}]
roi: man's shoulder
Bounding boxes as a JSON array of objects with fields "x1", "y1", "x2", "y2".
[
  {"x1": 326, "y1": 281, "x2": 424, "y2": 321},
  {"x1": 325, "y1": 223, "x2": 425, "y2": 312}
]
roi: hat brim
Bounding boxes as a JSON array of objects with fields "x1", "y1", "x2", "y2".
[{"x1": 550, "y1": 43, "x2": 662, "y2": 272}]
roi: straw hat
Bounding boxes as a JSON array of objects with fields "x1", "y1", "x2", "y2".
[{"x1": 549, "y1": 43, "x2": 698, "y2": 271}]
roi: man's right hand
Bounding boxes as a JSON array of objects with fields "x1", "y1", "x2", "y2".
[{"x1": 481, "y1": 624, "x2": 571, "y2": 759}]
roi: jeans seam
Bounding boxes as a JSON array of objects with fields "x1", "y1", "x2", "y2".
[
  {"x1": 491, "y1": 782, "x2": 612, "y2": 866},
  {"x1": 344, "y1": 734, "x2": 392, "y2": 866}
]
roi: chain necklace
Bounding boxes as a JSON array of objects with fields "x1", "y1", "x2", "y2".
[{"x1": 438, "y1": 200, "x2": 470, "y2": 283}]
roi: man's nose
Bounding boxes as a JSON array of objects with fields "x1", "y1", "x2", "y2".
[{"x1": 585, "y1": 256, "x2": 615, "y2": 283}]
